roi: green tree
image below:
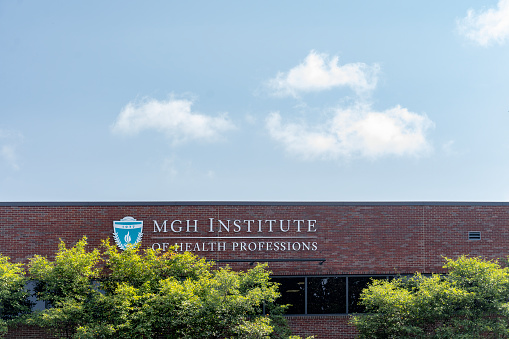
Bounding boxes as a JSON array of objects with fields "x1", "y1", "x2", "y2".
[
  {"x1": 352, "y1": 255, "x2": 509, "y2": 338},
  {"x1": 28, "y1": 237, "x2": 102, "y2": 339},
  {"x1": 28, "y1": 238, "x2": 301, "y2": 339},
  {"x1": 0, "y1": 255, "x2": 33, "y2": 336}
]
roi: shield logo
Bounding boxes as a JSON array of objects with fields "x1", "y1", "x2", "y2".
[{"x1": 113, "y1": 216, "x2": 143, "y2": 250}]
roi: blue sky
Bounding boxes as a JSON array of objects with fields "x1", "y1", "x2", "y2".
[{"x1": 1, "y1": 1, "x2": 509, "y2": 202}]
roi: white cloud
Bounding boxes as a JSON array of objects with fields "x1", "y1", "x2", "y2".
[
  {"x1": 111, "y1": 97, "x2": 235, "y2": 143},
  {"x1": 0, "y1": 130, "x2": 23, "y2": 170},
  {"x1": 1, "y1": 145, "x2": 19, "y2": 170},
  {"x1": 267, "y1": 50, "x2": 379, "y2": 97},
  {"x1": 442, "y1": 140, "x2": 458, "y2": 156},
  {"x1": 458, "y1": 0, "x2": 509, "y2": 46},
  {"x1": 266, "y1": 104, "x2": 433, "y2": 160}
]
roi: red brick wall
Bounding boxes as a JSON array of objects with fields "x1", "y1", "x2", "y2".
[
  {"x1": 1, "y1": 202, "x2": 509, "y2": 338},
  {"x1": 6, "y1": 325, "x2": 52, "y2": 339},
  {"x1": 286, "y1": 316, "x2": 358, "y2": 338},
  {"x1": 6, "y1": 317, "x2": 357, "y2": 339}
]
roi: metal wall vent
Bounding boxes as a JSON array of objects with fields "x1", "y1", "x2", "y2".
[{"x1": 468, "y1": 231, "x2": 481, "y2": 240}]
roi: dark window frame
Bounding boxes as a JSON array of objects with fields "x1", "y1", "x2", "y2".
[{"x1": 271, "y1": 274, "x2": 394, "y2": 315}]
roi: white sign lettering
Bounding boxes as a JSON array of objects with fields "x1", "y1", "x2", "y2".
[{"x1": 151, "y1": 217, "x2": 319, "y2": 252}]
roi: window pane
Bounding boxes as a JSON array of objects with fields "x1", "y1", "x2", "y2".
[
  {"x1": 307, "y1": 277, "x2": 346, "y2": 314},
  {"x1": 272, "y1": 277, "x2": 305, "y2": 314},
  {"x1": 26, "y1": 280, "x2": 46, "y2": 311},
  {"x1": 348, "y1": 277, "x2": 385, "y2": 313}
]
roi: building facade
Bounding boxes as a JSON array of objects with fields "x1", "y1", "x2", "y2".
[{"x1": 2, "y1": 201, "x2": 509, "y2": 338}]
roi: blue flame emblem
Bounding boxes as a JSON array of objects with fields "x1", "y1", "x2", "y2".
[{"x1": 113, "y1": 216, "x2": 143, "y2": 250}]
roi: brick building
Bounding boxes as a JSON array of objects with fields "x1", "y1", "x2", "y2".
[{"x1": 1, "y1": 201, "x2": 508, "y2": 338}]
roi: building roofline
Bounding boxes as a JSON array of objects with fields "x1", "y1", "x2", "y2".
[{"x1": 1, "y1": 201, "x2": 509, "y2": 207}]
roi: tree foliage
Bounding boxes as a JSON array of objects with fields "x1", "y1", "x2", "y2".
[
  {"x1": 28, "y1": 238, "x2": 102, "y2": 338},
  {"x1": 352, "y1": 255, "x2": 509, "y2": 338},
  {"x1": 0, "y1": 255, "x2": 33, "y2": 336},
  {"x1": 23, "y1": 237, "x2": 300, "y2": 339}
]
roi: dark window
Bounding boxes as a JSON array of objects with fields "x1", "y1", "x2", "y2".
[
  {"x1": 348, "y1": 276, "x2": 386, "y2": 313},
  {"x1": 307, "y1": 277, "x2": 346, "y2": 314},
  {"x1": 272, "y1": 275, "x2": 390, "y2": 315},
  {"x1": 25, "y1": 280, "x2": 47, "y2": 311},
  {"x1": 348, "y1": 277, "x2": 371, "y2": 313},
  {"x1": 272, "y1": 277, "x2": 305, "y2": 314}
]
